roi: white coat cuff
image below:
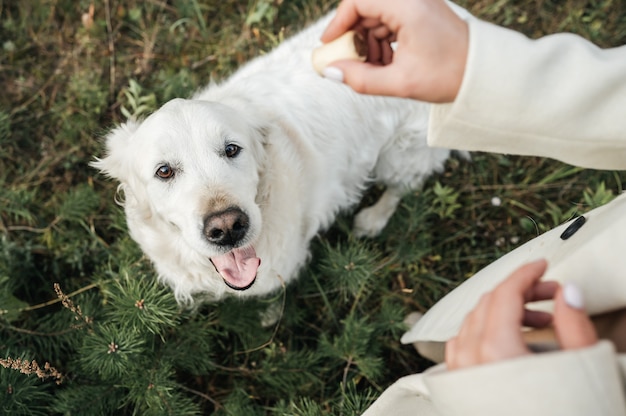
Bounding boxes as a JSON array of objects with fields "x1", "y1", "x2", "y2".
[{"x1": 425, "y1": 341, "x2": 626, "y2": 416}]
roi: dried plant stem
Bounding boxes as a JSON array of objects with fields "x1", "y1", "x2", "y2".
[{"x1": 0, "y1": 357, "x2": 64, "y2": 384}]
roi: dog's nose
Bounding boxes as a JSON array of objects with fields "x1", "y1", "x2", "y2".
[{"x1": 203, "y1": 208, "x2": 249, "y2": 247}]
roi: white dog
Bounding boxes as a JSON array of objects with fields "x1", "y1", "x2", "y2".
[{"x1": 93, "y1": 13, "x2": 463, "y2": 304}]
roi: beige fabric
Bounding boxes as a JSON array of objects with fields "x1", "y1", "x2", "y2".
[
  {"x1": 428, "y1": 19, "x2": 626, "y2": 171},
  {"x1": 426, "y1": 342, "x2": 626, "y2": 416},
  {"x1": 362, "y1": 372, "x2": 440, "y2": 416},
  {"x1": 364, "y1": 10, "x2": 626, "y2": 416},
  {"x1": 366, "y1": 342, "x2": 626, "y2": 416}
]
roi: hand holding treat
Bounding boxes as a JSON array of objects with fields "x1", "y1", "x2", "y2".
[{"x1": 316, "y1": 0, "x2": 470, "y2": 103}]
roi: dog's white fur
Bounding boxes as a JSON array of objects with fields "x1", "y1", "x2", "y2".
[{"x1": 93, "y1": 13, "x2": 462, "y2": 303}]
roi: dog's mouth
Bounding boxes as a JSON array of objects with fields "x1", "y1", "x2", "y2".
[{"x1": 210, "y1": 246, "x2": 260, "y2": 291}]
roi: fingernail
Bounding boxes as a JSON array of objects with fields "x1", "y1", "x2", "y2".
[
  {"x1": 563, "y1": 282, "x2": 585, "y2": 310},
  {"x1": 322, "y1": 66, "x2": 344, "y2": 83}
]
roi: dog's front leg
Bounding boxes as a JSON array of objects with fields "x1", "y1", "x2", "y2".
[{"x1": 353, "y1": 187, "x2": 404, "y2": 238}]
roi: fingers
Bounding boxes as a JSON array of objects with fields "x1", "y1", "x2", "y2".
[
  {"x1": 446, "y1": 292, "x2": 495, "y2": 369},
  {"x1": 445, "y1": 258, "x2": 599, "y2": 372},
  {"x1": 525, "y1": 280, "x2": 558, "y2": 303},
  {"x1": 323, "y1": 61, "x2": 402, "y2": 96},
  {"x1": 446, "y1": 291, "x2": 531, "y2": 369},
  {"x1": 553, "y1": 283, "x2": 598, "y2": 349},
  {"x1": 366, "y1": 30, "x2": 391, "y2": 64},
  {"x1": 519, "y1": 280, "x2": 558, "y2": 328},
  {"x1": 445, "y1": 260, "x2": 549, "y2": 370},
  {"x1": 494, "y1": 259, "x2": 549, "y2": 298},
  {"x1": 522, "y1": 309, "x2": 553, "y2": 328},
  {"x1": 321, "y1": 0, "x2": 364, "y2": 43},
  {"x1": 482, "y1": 260, "x2": 548, "y2": 329}
]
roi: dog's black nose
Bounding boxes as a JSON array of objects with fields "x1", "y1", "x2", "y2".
[{"x1": 203, "y1": 208, "x2": 249, "y2": 247}]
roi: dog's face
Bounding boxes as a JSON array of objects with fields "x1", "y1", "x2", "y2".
[{"x1": 93, "y1": 99, "x2": 269, "y2": 301}]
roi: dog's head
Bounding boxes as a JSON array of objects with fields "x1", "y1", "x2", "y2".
[{"x1": 92, "y1": 99, "x2": 270, "y2": 302}]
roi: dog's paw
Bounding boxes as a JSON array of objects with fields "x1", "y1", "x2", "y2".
[
  {"x1": 353, "y1": 189, "x2": 403, "y2": 238},
  {"x1": 259, "y1": 301, "x2": 283, "y2": 327},
  {"x1": 353, "y1": 205, "x2": 392, "y2": 238}
]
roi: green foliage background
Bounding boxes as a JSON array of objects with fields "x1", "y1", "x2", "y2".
[{"x1": 1, "y1": 0, "x2": 625, "y2": 414}]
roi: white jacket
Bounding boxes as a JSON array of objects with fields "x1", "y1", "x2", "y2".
[{"x1": 364, "y1": 11, "x2": 626, "y2": 416}]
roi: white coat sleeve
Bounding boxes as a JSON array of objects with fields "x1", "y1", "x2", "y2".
[
  {"x1": 423, "y1": 341, "x2": 626, "y2": 416},
  {"x1": 428, "y1": 18, "x2": 626, "y2": 170}
]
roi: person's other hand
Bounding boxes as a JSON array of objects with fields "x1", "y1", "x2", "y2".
[
  {"x1": 445, "y1": 259, "x2": 598, "y2": 370},
  {"x1": 320, "y1": 0, "x2": 469, "y2": 102}
]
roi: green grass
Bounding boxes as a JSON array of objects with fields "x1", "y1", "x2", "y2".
[{"x1": 1, "y1": 0, "x2": 625, "y2": 414}]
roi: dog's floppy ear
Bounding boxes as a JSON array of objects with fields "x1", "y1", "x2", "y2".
[
  {"x1": 248, "y1": 119, "x2": 272, "y2": 166},
  {"x1": 90, "y1": 120, "x2": 140, "y2": 181},
  {"x1": 91, "y1": 120, "x2": 154, "y2": 220},
  {"x1": 254, "y1": 123, "x2": 271, "y2": 145}
]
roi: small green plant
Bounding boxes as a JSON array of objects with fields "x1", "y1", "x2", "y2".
[
  {"x1": 120, "y1": 79, "x2": 158, "y2": 120},
  {"x1": 0, "y1": 112, "x2": 10, "y2": 160},
  {"x1": 246, "y1": 0, "x2": 281, "y2": 27},
  {"x1": 583, "y1": 181, "x2": 615, "y2": 209},
  {"x1": 430, "y1": 181, "x2": 462, "y2": 219}
]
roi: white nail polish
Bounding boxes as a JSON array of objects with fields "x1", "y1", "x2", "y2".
[
  {"x1": 563, "y1": 282, "x2": 585, "y2": 310},
  {"x1": 322, "y1": 66, "x2": 344, "y2": 83}
]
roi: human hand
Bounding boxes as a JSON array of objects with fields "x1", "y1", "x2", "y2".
[
  {"x1": 445, "y1": 259, "x2": 598, "y2": 370},
  {"x1": 320, "y1": 0, "x2": 469, "y2": 102}
]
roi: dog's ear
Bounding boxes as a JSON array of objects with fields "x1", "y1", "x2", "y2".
[
  {"x1": 91, "y1": 120, "x2": 154, "y2": 221},
  {"x1": 248, "y1": 120, "x2": 272, "y2": 168},
  {"x1": 90, "y1": 120, "x2": 140, "y2": 181},
  {"x1": 254, "y1": 124, "x2": 271, "y2": 144}
]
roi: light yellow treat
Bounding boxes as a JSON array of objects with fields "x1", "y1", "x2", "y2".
[{"x1": 311, "y1": 30, "x2": 367, "y2": 75}]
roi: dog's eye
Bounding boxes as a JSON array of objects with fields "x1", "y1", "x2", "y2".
[
  {"x1": 156, "y1": 164, "x2": 175, "y2": 179},
  {"x1": 225, "y1": 144, "x2": 241, "y2": 158}
]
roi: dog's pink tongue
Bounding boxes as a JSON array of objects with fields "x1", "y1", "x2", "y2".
[{"x1": 211, "y1": 247, "x2": 260, "y2": 290}]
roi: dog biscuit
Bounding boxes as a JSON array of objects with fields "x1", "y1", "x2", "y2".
[{"x1": 312, "y1": 30, "x2": 367, "y2": 75}]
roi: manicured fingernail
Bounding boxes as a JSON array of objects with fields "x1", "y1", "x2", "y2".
[
  {"x1": 563, "y1": 282, "x2": 585, "y2": 310},
  {"x1": 322, "y1": 66, "x2": 344, "y2": 82}
]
